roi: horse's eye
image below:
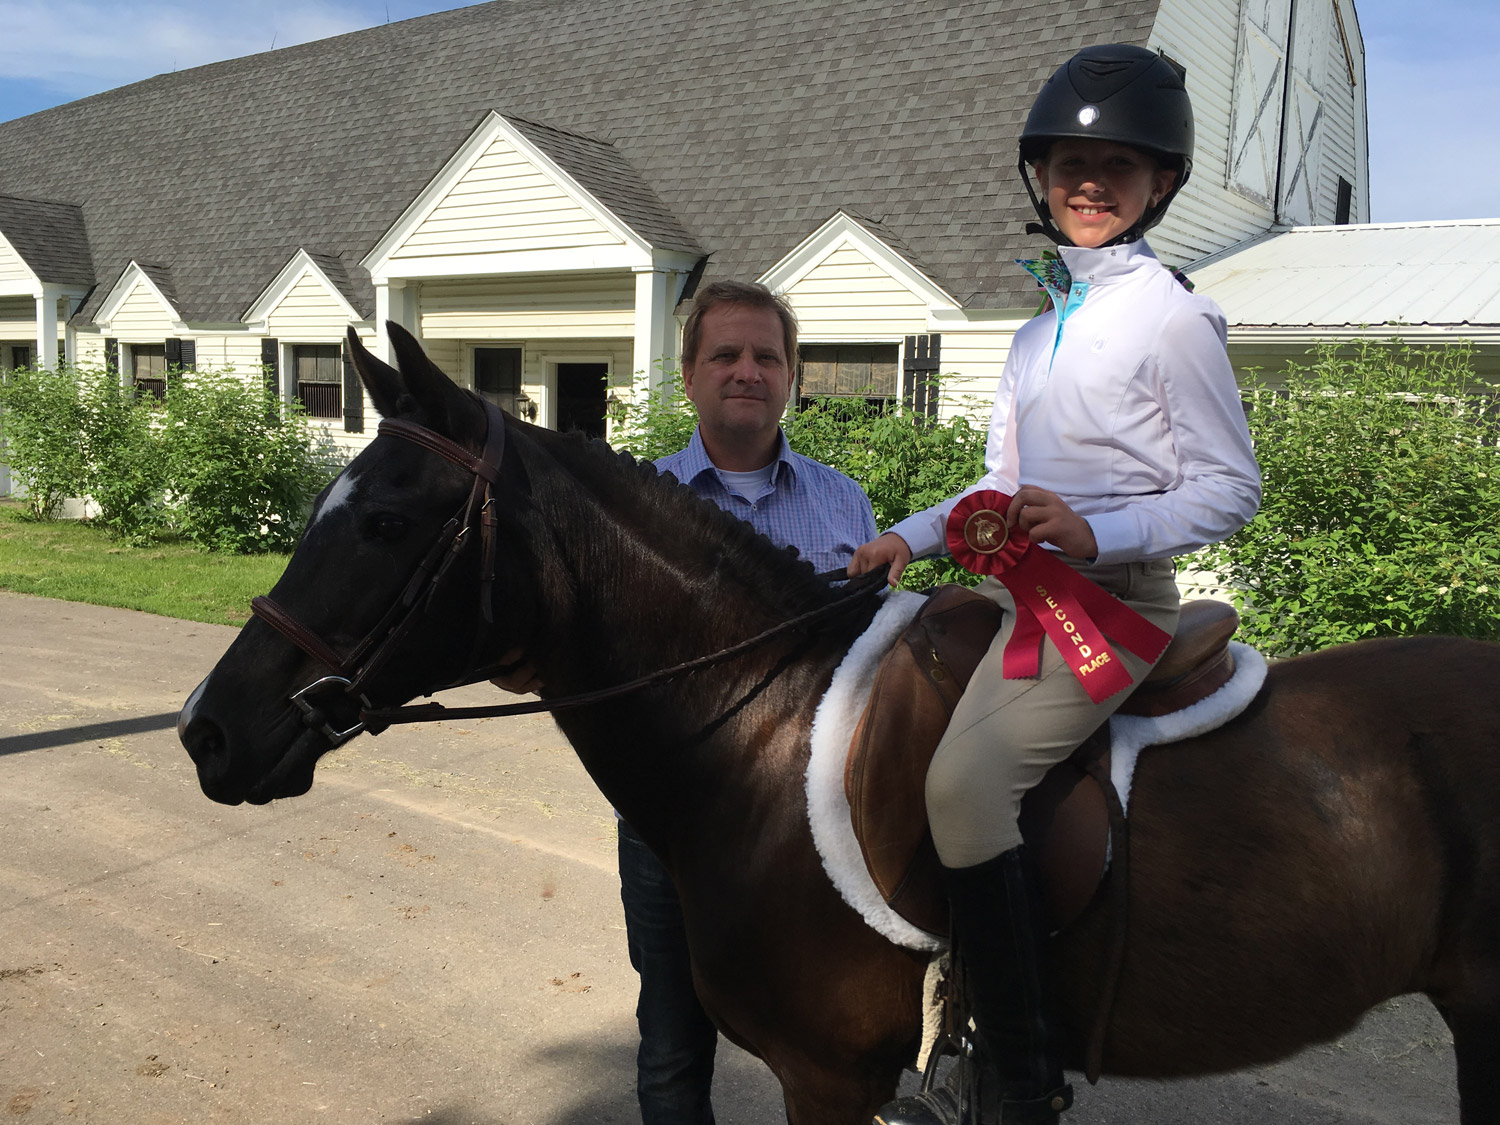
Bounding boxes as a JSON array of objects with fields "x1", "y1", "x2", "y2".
[{"x1": 369, "y1": 514, "x2": 411, "y2": 544}]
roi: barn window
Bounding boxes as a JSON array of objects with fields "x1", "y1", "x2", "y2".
[
  {"x1": 293, "y1": 344, "x2": 343, "y2": 419},
  {"x1": 797, "y1": 344, "x2": 899, "y2": 412},
  {"x1": 1335, "y1": 177, "x2": 1354, "y2": 225},
  {"x1": 132, "y1": 344, "x2": 167, "y2": 400}
]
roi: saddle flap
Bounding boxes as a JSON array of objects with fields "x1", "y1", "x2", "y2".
[
  {"x1": 842, "y1": 589, "x2": 1239, "y2": 937},
  {"x1": 845, "y1": 587, "x2": 1000, "y2": 932}
]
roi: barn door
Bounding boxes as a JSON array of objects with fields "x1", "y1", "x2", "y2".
[
  {"x1": 1227, "y1": 0, "x2": 1291, "y2": 208},
  {"x1": 1276, "y1": 0, "x2": 1331, "y2": 225}
]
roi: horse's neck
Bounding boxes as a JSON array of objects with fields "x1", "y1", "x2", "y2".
[
  {"x1": 530, "y1": 439, "x2": 842, "y2": 687},
  {"x1": 526, "y1": 438, "x2": 870, "y2": 853}
]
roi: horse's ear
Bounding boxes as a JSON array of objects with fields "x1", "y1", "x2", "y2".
[
  {"x1": 384, "y1": 321, "x2": 484, "y2": 444},
  {"x1": 346, "y1": 327, "x2": 405, "y2": 419}
]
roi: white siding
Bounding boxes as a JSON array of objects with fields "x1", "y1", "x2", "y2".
[
  {"x1": 0, "y1": 234, "x2": 34, "y2": 287},
  {"x1": 76, "y1": 331, "x2": 273, "y2": 376},
  {"x1": 421, "y1": 336, "x2": 464, "y2": 379},
  {"x1": 1147, "y1": 0, "x2": 1365, "y2": 265},
  {"x1": 417, "y1": 333, "x2": 632, "y2": 434},
  {"x1": 190, "y1": 335, "x2": 271, "y2": 372},
  {"x1": 264, "y1": 272, "x2": 357, "y2": 338},
  {"x1": 390, "y1": 136, "x2": 623, "y2": 263},
  {"x1": 72, "y1": 331, "x2": 109, "y2": 367},
  {"x1": 1150, "y1": 0, "x2": 1277, "y2": 266},
  {"x1": 419, "y1": 274, "x2": 635, "y2": 339},
  {"x1": 783, "y1": 246, "x2": 930, "y2": 341},
  {"x1": 929, "y1": 317, "x2": 1032, "y2": 424},
  {"x1": 0, "y1": 296, "x2": 34, "y2": 336},
  {"x1": 1315, "y1": 0, "x2": 1367, "y2": 222},
  {"x1": 109, "y1": 281, "x2": 177, "y2": 337}
]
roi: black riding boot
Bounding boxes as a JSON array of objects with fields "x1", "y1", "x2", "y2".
[{"x1": 873, "y1": 848, "x2": 1073, "y2": 1125}]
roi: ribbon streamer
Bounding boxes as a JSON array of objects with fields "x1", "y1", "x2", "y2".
[{"x1": 945, "y1": 491, "x2": 1171, "y2": 703}]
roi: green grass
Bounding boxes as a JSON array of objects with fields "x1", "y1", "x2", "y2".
[{"x1": 0, "y1": 500, "x2": 289, "y2": 625}]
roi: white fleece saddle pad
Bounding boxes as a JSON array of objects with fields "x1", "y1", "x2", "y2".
[{"x1": 804, "y1": 592, "x2": 1269, "y2": 952}]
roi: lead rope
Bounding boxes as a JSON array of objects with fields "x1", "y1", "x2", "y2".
[{"x1": 359, "y1": 564, "x2": 891, "y2": 728}]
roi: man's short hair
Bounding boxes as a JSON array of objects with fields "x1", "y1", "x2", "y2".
[{"x1": 681, "y1": 280, "x2": 799, "y2": 368}]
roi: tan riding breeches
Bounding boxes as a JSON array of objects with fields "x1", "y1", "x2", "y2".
[{"x1": 925, "y1": 557, "x2": 1182, "y2": 868}]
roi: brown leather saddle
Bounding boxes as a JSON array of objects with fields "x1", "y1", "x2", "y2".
[{"x1": 844, "y1": 584, "x2": 1240, "y2": 939}]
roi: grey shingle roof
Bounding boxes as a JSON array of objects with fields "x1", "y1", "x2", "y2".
[
  {"x1": 0, "y1": 194, "x2": 95, "y2": 288},
  {"x1": 0, "y1": 0, "x2": 1159, "y2": 325}
]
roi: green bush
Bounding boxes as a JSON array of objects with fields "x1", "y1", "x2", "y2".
[
  {"x1": 612, "y1": 376, "x2": 988, "y2": 588},
  {"x1": 0, "y1": 364, "x2": 87, "y2": 518},
  {"x1": 161, "y1": 369, "x2": 342, "y2": 553},
  {"x1": 80, "y1": 370, "x2": 164, "y2": 541},
  {"x1": 0, "y1": 362, "x2": 341, "y2": 552},
  {"x1": 1199, "y1": 340, "x2": 1500, "y2": 654}
]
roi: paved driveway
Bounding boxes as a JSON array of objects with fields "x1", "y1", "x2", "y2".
[{"x1": 0, "y1": 592, "x2": 1460, "y2": 1123}]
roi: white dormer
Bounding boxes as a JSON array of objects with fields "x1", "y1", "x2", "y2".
[
  {"x1": 94, "y1": 261, "x2": 186, "y2": 336},
  {"x1": 243, "y1": 249, "x2": 363, "y2": 335},
  {"x1": 363, "y1": 113, "x2": 697, "y2": 282}
]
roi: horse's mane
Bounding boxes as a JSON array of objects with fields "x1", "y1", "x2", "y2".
[{"x1": 529, "y1": 426, "x2": 844, "y2": 617}]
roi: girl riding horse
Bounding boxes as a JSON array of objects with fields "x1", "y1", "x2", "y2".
[{"x1": 852, "y1": 44, "x2": 1261, "y2": 1125}]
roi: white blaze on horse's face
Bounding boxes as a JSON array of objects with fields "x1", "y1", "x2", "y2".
[
  {"x1": 177, "y1": 673, "x2": 210, "y2": 740},
  {"x1": 311, "y1": 467, "x2": 360, "y2": 528}
]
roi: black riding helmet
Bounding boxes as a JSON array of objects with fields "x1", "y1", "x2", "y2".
[{"x1": 1018, "y1": 44, "x2": 1195, "y2": 246}]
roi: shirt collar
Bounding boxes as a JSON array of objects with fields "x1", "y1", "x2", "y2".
[
  {"x1": 679, "y1": 426, "x2": 797, "y2": 486},
  {"x1": 1056, "y1": 238, "x2": 1159, "y2": 284}
]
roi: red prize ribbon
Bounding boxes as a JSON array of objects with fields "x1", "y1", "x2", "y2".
[{"x1": 945, "y1": 491, "x2": 1172, "y2": 704}]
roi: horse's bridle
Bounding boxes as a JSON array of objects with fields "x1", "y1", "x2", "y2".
[
  {"x1": 250, "y1": 398, "x2": 510, "y2": 747},
  {"x1": 249, "y1": 394, "x2": 890, "y2": 748}
]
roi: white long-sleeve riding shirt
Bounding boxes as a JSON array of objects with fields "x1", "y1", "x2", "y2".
[{"x1": 887, "y1": 239, "x2": 1260, "y2": 565}]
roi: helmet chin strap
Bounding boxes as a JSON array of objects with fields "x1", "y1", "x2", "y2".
[{"x1": 1016, "y1": 154, "x2": 1167, "y2": 250}]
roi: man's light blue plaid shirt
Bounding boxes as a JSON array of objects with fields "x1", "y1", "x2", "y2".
[{"x1": 653, "y1": 427, "x2": 877, "y2": 575}]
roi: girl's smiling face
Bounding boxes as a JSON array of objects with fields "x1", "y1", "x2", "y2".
[{"x1": 1033, "y1": 138, "x2": 1178, "y2": 248}]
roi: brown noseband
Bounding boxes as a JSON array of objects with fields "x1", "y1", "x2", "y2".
[{"x1": 250, "y1": 398, "x2": 509, "y2": 746}]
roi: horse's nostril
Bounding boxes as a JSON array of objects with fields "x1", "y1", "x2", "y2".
[{"x1": 182, "y1": 717, "x2": 231, "y2": 782}]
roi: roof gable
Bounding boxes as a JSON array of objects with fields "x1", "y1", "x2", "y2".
[
  {"x1": 761, "y1": 210, "x2": 960, "y2": 311},
  {"x1": 365, "y1": 113, "x2": 701, "y2": 280},
  {"x1": 245, "y1": 248, "x2": 361, "y2": 326},
  {"x1": 95, "y1": 261, "x2": 184, "y2": 331}
]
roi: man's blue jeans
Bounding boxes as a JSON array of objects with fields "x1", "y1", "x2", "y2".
[{"x1": 618, "y1": 818, "x2": 718, "y2": 1125}]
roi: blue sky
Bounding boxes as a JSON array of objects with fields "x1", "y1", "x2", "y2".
[{"x1": 0, "y1": 0, "x2": 1494, "y2": 224}]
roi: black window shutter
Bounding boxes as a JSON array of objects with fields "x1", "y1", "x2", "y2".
[
  {"x1": 902, "y1": 334, "x2": 941, "y2": 419},
  {"x1": 179, "y1": 339, "x2": 196, "y2": 369},
  {"x1": 104, "y1": 338, "x2": 118, "y2": 376},
  {"x1": 163, "y1": 338, "x2": 181, "y2": 393},
  {"x1": 342, "y1": 340, "x2": 363, "y2": 433},
  {"x1": 261, "y1": 337, "x2": 280, "y2": 407}
]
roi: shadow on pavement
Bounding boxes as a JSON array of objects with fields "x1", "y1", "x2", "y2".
[{"x1": 0, "y1": 711, "x2": 181, "y2": 757}]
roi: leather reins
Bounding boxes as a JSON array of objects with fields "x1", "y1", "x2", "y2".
[{"x1": 248, "y1": 397, "x2": 889, "y2": 747}]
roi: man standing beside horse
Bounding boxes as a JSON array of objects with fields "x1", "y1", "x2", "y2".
[
  {"x1": 623, "y1": 279, "x2": 876, "y2": 1124},
  {"x1": 496, "y1": 279, "x2": 876, "y2": 1123}
]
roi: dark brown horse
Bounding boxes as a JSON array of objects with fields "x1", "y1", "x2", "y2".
[{"x1": 179, "y1": 325, "x2": 1500, "y2": 1124}]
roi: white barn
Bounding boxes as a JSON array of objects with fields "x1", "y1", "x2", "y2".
[{"x1": 0, "y1": 0, "x2": 1369, "y2": 461}]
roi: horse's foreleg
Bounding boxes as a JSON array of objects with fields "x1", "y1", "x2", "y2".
[
  {"x1": 776, "y1": 1059, "x2": 901, "y2": 1125},
  {"x1": 1436, "y1": 1002, "x2": 1500, "y2": 1125}
]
